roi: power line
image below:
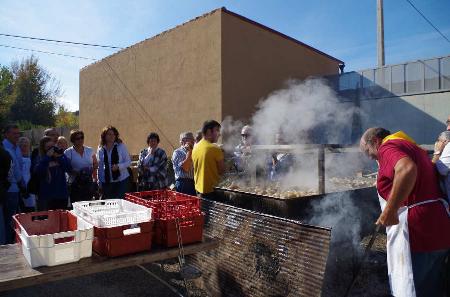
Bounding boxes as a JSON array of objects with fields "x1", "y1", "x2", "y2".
[
  {"x1": 0, "y1": 44, "x2": 97, "y2": 61},
  {"x1": 404, "y1": 0, "x2": 450, "y2": 45},
  {"x1": 0, "y1": 33, "x2": 123, "y2": 49}
]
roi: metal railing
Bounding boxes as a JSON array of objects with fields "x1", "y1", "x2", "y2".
[{"x1": 329, "y1": 54, "x2": 450, "y2": 100}]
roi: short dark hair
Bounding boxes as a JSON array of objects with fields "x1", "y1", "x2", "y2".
[
  {"x1": 100, "y1": 126, "x2": 122, "y2": 146},
  {"x1": 202, "y1": 120, "x2": 221, "y2": 135},
  {"x1": 147, "y1": 132, "x2": 160, "y2": 144},
  {"x1": 4, "y1": 124, "x2": 19, "y2": 134},
  {"x1": 70, "y1": 129, "x2": 84, "y2": 143}
]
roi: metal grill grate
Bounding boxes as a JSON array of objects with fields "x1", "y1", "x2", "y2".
[{"x1": 187, "y1": 199, "x2": 331, "y2": 297}]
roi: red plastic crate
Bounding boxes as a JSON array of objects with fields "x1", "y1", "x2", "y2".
[
  {"x1": 154, "y1": 213, "x2": 204, "y2": 247},
  {"x1": 14, "y1": 210, "x2": 78, "y2": 244},
  {"x1": 125, "y1": 190, "x2": 201, "y2": 219},
  {"x1": 92, "y1": 220, "x2": 154, "y2": 257}
]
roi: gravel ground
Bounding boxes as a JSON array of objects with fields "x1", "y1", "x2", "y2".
[{"x1": 0, "y1": 260, "x2": 208, "y2": 297}]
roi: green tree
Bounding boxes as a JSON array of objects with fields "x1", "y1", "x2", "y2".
[
  {"x1": 55, "y1": 105, "x2": 79, "y2": 128},
  {"x1": 8, "y1": 56, "x2": 61, "y2": 127},
  {"x1": 0, "y1": 65, "x2": 14, "y2": 128}
]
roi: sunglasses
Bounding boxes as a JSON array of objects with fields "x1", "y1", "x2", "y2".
[
  {"x1": 447, "y1": 120, "x2": 450, "y2": 125},
  {"x1": 241, "y1": 134, "x2": 250, "y2": 138},
  {"x1": 74, "y1": 136, "x2": 84, "y2": 141}
]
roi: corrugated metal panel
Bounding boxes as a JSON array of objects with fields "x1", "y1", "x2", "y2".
[{"x1": 188, "y1": 199, "x2": 331, "y2": 297}]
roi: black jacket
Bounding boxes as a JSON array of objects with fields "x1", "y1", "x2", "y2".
[{"x1": 0, "y1": 144, "x2": 11, "y2": 204}]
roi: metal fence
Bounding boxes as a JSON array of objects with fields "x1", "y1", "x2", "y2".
[{"x1": 330, "y1": 54, "x2": 450, "y2": 100}]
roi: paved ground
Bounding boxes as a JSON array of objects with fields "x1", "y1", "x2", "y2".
[{"x1": 1, "y1": 261, "x2": 202, "y2": 297}]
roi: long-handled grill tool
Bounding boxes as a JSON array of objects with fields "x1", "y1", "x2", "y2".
[
  {"x1": 175, "y1": 208, "x2": 202, "y2": 297},
  {"x1": 343, "y1": 224, "x2": 381, "y2": 297}
]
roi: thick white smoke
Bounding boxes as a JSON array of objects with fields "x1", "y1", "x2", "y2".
[
  {"x1": 251, "y1": 78, "x2": 355, "y2": 145},
  {"x1": 220, "y1": 78, "x2": 364, "y2": 188},
  {"x1": 220, "y1": 77, "x2": 374, "y2": 247}
]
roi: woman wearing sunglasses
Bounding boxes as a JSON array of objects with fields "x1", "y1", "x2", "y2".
[{"x1": 64, "y1": 129, "x2": 98, "y2": 204}]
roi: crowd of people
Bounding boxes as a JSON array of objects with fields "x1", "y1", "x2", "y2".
[
  {"x1": 2, "y1": 116, "x2": 450, "y2": 296},
  {"x1": 0, "y1": 120, "x2": 226, "y2": 245}
]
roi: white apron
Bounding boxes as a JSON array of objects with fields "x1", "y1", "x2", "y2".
[{"x1": 378, "y1": 194, "x2": 450, "y2": 297}]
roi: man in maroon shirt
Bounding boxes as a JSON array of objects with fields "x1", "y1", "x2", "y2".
[{"x1": 360, "y1": 127, "x2": 450, "y2": 297}]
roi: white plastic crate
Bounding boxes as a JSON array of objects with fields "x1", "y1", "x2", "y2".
[
  {"x1": 14, "y1": 211, "x2": 94, "y2": 268},
  {"x1": 72, "y1": 199, "x2": 152, "y2": 227}
]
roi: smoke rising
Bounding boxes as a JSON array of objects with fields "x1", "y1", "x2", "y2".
[
  {"x1": 251, "y1": 78, "x2": 355, "y2": 145},
  {"x1": 220, "y1": 77, "x2": 375, "y2": 247}
]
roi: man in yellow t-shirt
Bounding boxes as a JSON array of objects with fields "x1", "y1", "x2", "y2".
[{"x1": 192, "y1": 120, "x2": 224, "y2": 198}]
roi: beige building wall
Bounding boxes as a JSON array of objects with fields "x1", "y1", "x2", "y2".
[
  {"x1": 220, "y1": 10, "x2": 341, "y2": 122},
  {"x1": 79, "y1": 8, "x2": 342, "y2": 155},
  {"x1": 80, "y1": 10, "x2": 222, "y2": 155}
]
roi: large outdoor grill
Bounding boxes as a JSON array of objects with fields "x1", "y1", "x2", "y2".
[
  {"x1": 214, "y1": 143, "x2": 380, "y2": 232},
  {"x1": 214, "y1": 186, "x2": 376, "y2": 222},
  {"x1": 208, "y1": 144, "x2": 388, "y2": 296}
]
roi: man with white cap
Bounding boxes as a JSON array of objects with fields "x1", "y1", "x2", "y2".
[
  {"x1": 172, "y1": 132, "x2": 196, "y2": 196},
  {"x1": 233, "y1": 125, "x2": 253, "y2": 171}
]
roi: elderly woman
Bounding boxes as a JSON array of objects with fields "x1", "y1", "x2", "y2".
[
  {"x1": 17, "y1": 137, "x2": 36, "y2": 212},
  {"x1": 35, "y1": 136, "x2": 72, "y2": 210},
  {"x1": 433, "y1": 131, "x2": 450, "y2": 201},
  {"x1": 97, "y1": 126, "x2": 131, "y2": 199},
  {"x1": 65, "y1": 130, "x2": 98, "y2": 203},
  {"x1": 137, "y1": 132, "x2": 168, "y2": 191}
]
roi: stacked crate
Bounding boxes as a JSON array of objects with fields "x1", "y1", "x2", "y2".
[
  {"x1": 125, "y1": 190, "x2": 204, "y2": 247},
  {"x1": 71, "y1": 199, "x2": 153, "y2": 257}
]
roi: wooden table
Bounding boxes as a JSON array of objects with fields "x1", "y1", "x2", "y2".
[{"x1": 0, "y1": 238, "x2": 219, "y2": 292}]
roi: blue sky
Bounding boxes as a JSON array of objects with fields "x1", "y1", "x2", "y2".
[{"x1": 1, "y1": 0, "x2": 449, "y2": 111}]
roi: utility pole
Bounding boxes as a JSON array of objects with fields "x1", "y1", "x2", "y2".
[{"x1": 377, "y1": 0, "x2": 385, "y2": 67}]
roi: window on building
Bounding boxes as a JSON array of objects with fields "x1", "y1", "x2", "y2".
[
  {"x1": 339, "y1": 72, "x2": 360, "y2": 90},
  {"x1": 362, "y1": 70, "x2": 375, "y2": 98},
  {"x1": 375, "y1": 67, "x2": 391, "y2": 96},
  {"x1": 391, "y1": 64, "x2": 405, "y2": 94},
  {"x1": 406, "y1": 62, "x2": 424, "y2": 93},
  {"x1": 424, "y1": 59, "x2": 440, "y2": 91},
  {"x1": 442, "y1": 57, "x2": 450, "y2": 90}
]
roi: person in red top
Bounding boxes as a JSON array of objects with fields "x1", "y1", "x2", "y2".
[{"x1": 360, "y1": 127, "x2": 450, "y2": 297}]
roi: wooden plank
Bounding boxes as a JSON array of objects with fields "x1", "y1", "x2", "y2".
[{"x1": 0, "y1": 238, "x2": 219, "y2": 292}]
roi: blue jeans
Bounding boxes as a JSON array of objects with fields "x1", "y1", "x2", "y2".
[
  {"x1": 102, "y1": 179, "x2": 129, "y2": 199},
  {"x1": 0, "y1": 204, "x2": 6, "y2": 245},
  {"x1": 5, "y1": 192, "x2": 20, "y2": 244},
  {"x1": 175, "y1": 179, "x2": 196, "y2": 196},
  {"x1": 412, "y1": 248, "x2": 450, "y2": 297}
]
